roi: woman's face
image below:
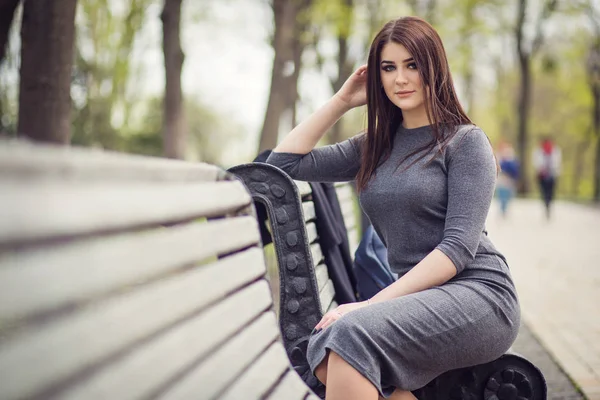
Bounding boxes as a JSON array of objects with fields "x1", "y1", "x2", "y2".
[{"x1": 379, "y1": 42, "x2": 426, "y2": 116}]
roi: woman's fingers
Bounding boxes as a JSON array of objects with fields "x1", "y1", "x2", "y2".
[
  {"x1": 355, "y1": 64, "x2": 367, "y2": 75},
  {"x1": 314, "y1": 309, "x2": 343, "y2": 331}
]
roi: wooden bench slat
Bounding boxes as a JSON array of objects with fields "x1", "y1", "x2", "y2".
[
  {"x1": 302, "y1": 201, "x2": 316, "y2": 222},
  {"x1": 0, "y1": 180, "x2": 251, "y2": 244},
  {"x1": 0, "y1": 216, "x2": 260, "y2": 321},
  {"x1": 306, "y1": 222, "x2": 318, "y2": 244},
  {"x1": 0, "y1": 248, "x2": 267, "y2": 400},
  {"x1": 294, "y1": 180, "x2": 312, "y2": 198},
  {"x1": 340, "y1": 199, "x2": 355, "y2": 227},
  {"x1": 219, "y1": 342, "x2": 291, "y2": 400},
  {"x1": 60, "y1": 283, "x2": 274, "y2": 400},
  {"x1": 265, "y1": 369, "x2": 311, "y2": 400},
  {"x1": 319, "y1": 279, "x2": 336, "y2": 312},
  {"x1": 309, "y1": 242, "x2": 324, "y2": 266},
  {"x1": 335, "y1": 184, "x2": 354, "y2": 203},
  {"x1": 342, "y1": 211, "x2": 357, "y2": 230},
  {"x1": 314, "y1": 262, "x2": 329, "y2": 292},
  {"x1": 159, "y1": 311, "x2": 279, "y2": 400},
  {"x1": 348, "y1": 229, "x2": 360, "y2": 254},
  {"x1": 0, "y1": 141, "x2": 223, "y2": 182},
  {"x1": 327, "y1": 301, "x2": 339, "y2": 313}
]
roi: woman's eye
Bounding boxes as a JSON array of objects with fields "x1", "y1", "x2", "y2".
[
  {"x1": 381, "y1": 65, "x2": 395, "y2": 72},
  {"x1": 407, "y1": 62, "x2": 418, "y2": 70}
]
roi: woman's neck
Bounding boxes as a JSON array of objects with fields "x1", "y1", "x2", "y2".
[{"x1": 401, "y1": 109, "x2": 431, "y2": 129}]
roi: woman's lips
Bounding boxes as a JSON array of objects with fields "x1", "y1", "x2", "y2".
[{"x1": 396, "y1": 91, "x2": 415, "y2": 98}]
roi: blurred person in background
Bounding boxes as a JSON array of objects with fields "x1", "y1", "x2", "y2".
[
  {"x1": 533, "y1": 136, "x2": 561, "y2": 219},
  {"x1": 495, "y1": 141, "x2": 520, "y2": 217}
]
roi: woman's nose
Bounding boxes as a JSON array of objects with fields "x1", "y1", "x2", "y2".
[{"x1": 395, "y1": 71, "x2": 408, "y2": 85}]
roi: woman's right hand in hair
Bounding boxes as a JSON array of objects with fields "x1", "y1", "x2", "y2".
[{"x1": 334, "y1": 64, "x2": 368, "y2": 109}]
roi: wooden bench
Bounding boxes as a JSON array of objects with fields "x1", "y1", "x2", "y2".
[
  {"x1": 229, "y1": 162, "x2": 548, "y2": 400},
  {"x1": 0, "y1": 140, "x2": 320, "y2": 400}
]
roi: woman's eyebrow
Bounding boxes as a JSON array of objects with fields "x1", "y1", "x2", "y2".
[{"x1": 381, "y1": 57, "x2": 414, "y2": 65}]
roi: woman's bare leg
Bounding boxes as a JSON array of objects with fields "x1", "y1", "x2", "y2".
[
  {"x1": 314, "y1": 354, "x2": 329, "y2": 385},
  {"x1": 315, "y1": 351, "x2": 416, "y2": 400},
  {"x1": 325, "y1": 350, "x2": 378, "y2": 400}
]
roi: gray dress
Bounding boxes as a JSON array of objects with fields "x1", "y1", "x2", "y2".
[{"x1": 265, "y1": 124, "x2": 520, "y2": 397}]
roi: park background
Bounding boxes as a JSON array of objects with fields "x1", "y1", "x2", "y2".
[{"x1": 0, "y1": 0, "x2": 599, "y2": 202}]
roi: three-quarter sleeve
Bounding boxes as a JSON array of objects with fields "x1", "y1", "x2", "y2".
[
  {"x1": 265, "y1": 133, "x2": 364, "y2": 182},
  {"x1": 435, "y1": 128, "x2": 497, "y2": 274}
]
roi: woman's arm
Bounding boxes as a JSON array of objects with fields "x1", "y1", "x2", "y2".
[
  {"x1": 369, "y1": 249, "x2": 456, "y2": 303},
  {"x1": 272, "y1": 96, "x2": 351, "y2": 154},
  {"x1": 315, "y1": 250, "x2": 455, "y2": 331},
  {"x1": 272, "y1": 65, "x2": 368, "y2": 155},
  {"x1": 266, "y1": 134, "x2": 365, "y2": 182}
]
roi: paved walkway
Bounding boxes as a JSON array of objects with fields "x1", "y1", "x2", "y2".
[{"x1": 486, "y1": 199, "x2": 600, "y2": 399}]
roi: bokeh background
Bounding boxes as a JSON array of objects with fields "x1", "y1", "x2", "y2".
[{"x1": 0, "y1": 0, "x2": 599, "y2": 203}]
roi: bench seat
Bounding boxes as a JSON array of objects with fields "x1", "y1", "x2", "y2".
[{"x1": 0, "y1": 140, "x2": 318, "y2": 400}]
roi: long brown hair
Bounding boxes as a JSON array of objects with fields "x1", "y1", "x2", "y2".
[{"x1": 356, "y1": 16, "x2": 472, "y2": 192}]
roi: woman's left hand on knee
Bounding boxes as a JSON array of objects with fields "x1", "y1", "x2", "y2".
[{"x1": 314, "y1": 300, "x2": 369, "y2": 331}]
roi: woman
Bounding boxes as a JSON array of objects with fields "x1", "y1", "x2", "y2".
[
  {"x1": 266, "y1": 17, "x2": 520, "y2": 400},
  {"x1": 533, "y1": 136, "x2": 561, "y2": 219},
  {"x1": 496, "y1": 142, "x2": 520, "y2": 217}
]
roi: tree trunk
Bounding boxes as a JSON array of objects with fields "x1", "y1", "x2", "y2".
[
  {"x1": 516, "y1": 53, "x2": 531, "y2": 194},
  {"x1": 461, "y1": 0, "x2": 476, "y2": 115},
  {"x1": 0, "y1": 0, "x2": 20, "y2": 66},
  {"x1": 259, "y1": 0, "x2": 296, "y2": 153},
  {"x1": 328, "y1": 0, "x2": 355, "y2": 145},
  {"x1": 572, "y1": 141, "x2": 586, "y2": 198},
  {"x1": 594, "y1": 135, "x2": 600, "y2": 202},
  {"x1": 258, "y1": 0, "x2": 311, "y2": 154},
  {"x1": 593, "y1": 87, "x2": 600, "y2": 201},
  {"x1": 514, "y1": 0, "x2": 530, "y2": 194},
  {"x1": 18, "y1": 0, "x2": 78, "y2": 144},
  {"x1": 328, "y1": 39, "x2": 351, "y2": 144},
  {"x1": 161, "y1": 0, "x2": 185, "y2": 159},
  {"x1": 425, "y1": 0, "x2": 437, "y2": 26}
]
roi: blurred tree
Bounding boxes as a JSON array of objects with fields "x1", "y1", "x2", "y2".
[
  {"x1": 0, "y1": 0, "x2": 19, "y2": 66},
  {"x1": 308, "y1": 0, "x2": 357, "y2": 144},
  {"x1": 18, "y1": 0, "x2": 78, "y2": 143},
  {"x1": 406, "y1": 0, "x2": 438, "y2": 26},
  {"x1": 258, "y1": 0, "x2": 314, "y2": 154},
  {"x1": 514, "y1": 0, "x2": 557, "y2": 193},
  {"x1": 133, "y1": 96, "x2": 243, "y2": 164},
  {"x1": 530, "y1": 54, "x2": 593, "y2": 199},
  {"x1": 162, "y1": 0, "x2": 186, "y2": 159},
  {"x1": 0, "y1": 2, "x2": 18, "y2": 136},
  {"x1": 585, "y1": 1, "x2": 600, "y2": 201},
  {"x1": 71, "y1": 0, "x2": 150, "y2": 149},
  {"x1": 453, "y1": 0, "x2": 501, "y2": 115}
]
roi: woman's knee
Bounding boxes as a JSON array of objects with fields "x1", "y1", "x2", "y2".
[{"x1": 314, "y1": 352, "x2": 329, "y2": 385}]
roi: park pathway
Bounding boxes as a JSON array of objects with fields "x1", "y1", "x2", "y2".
[{"x1": 486, "y1": 198, "x2": 600, "y2": 399}]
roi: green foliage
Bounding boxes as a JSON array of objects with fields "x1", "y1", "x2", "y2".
[
  {"x1": 72, "y1": 0, "x2": 156, "y2": 148},
  {"x1": 308, "y1": 0, "x2": 355, "y2": 39}
]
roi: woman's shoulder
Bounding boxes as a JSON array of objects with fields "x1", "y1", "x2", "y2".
[
  {"x1": 445, "y1": 124, "x2": 493, "y2": 156},
  {"x1": 447, "y1": 124, "x2": 487, "y2": 143}
]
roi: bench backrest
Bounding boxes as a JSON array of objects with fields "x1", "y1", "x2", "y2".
[
  {"x1": 0, "y1": 141, "x2": 317, "y2": 400},
  {"x1": 228, "y1": 163, "x2": 360, "y2": 393}
]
